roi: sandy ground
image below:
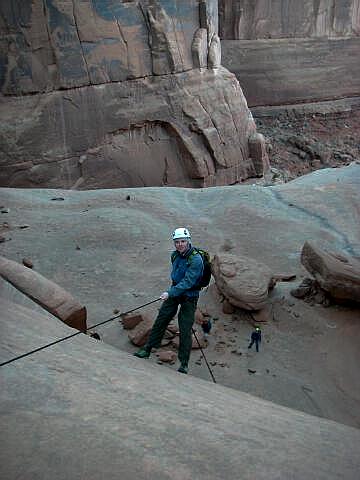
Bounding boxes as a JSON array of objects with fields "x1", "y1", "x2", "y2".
[
  {"x1": 1, "y1": 164, "x2": 359, "y2": 429},
  {"x1": 254, "y1": 105, "x2": 360, "y2": 183}
]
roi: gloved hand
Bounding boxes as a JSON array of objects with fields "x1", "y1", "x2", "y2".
[{"x1": 160, "y1": 292, "x2": 169, "y2": 301}]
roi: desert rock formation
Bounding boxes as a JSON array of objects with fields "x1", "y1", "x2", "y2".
[
  {"x1": 0, "y1": 255, "x2": 87, "y2": 332},
  {"x1": 211, "y1": 252, "x2": 273, "y2": 310},
  {"x1": 220, "y1": 0, "x2": 360, "y2": 105},
  {"x1": 1, "y1": 163, "x2": 359, "y2": 427},
  {"x1": 301, "y1": 241, "x2": 360, "y2": 303},
  {"x1": 1, "y1": 298, "x2": 360, "y2": 480},
  {"x1": 0, "y1": 0, "x2": 264, "y2": 188}
]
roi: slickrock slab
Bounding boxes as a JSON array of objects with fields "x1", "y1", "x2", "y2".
[{"x1": 1, "y1": 298, "x2": 360, "y2": 480}]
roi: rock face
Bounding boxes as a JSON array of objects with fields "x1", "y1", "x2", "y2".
[
  {"x1": 301, "y1": 242, "x2": 360, "y2": 303},
  {"x1": 219, "y1": 1, "x2": 360, "y2": 40},
  {"x1": 219, "y1": 0, "x2": 360, "y2": 106},
  {"x1": 211, "y1": 253, "x2": 273, "y2": 310},
  {"x1": 2, "y1": 298, "x2": 360, "y2": 480},
  {"x1": 0, "y1": 0, "x2": 263, "y2": 188}
]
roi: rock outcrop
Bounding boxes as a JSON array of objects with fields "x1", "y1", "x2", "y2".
[
  {"x1": 211, "y1": 253, "x2": 273, "y2": 310},
  {"x1": 301, "y1": 241, "x2": 360, "y2": 303},
  {"x1": 0, "y1": 255, "x2": 87, "y2": 332},
  {"x1": 0, "y1": 0, "x2": 264, "y2": 188},
  {"x1": 219, "y1": 1, "x2": 360, "y2": 40},
  {"x1": 220, "y1": 0, "x2": 360, "y2": 106}
]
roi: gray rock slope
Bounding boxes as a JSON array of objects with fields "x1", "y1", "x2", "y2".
[{"x1": 1, "y1": 298, "x2": 360, "y2": 480}]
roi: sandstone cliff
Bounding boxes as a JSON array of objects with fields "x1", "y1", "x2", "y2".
[
  {"x1": 0, "y1": 0, "x2": 262, "y2": 188},
  {"x1": 219, "y1": 0, "x2": 360, "y2": 39},
  {"x1": 220, "y1": 0, "x2": 360, "y2": 105}
]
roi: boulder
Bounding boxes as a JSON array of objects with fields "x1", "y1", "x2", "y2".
[
  {"x1": 0, "y1": 256, "x2": 86, "y2": 332},
  {"x1": 172, "y1": 330, "x2": 207, "y2": 350},
  {"x1": 22, "y1": 258, "x2": 34, "y2": 269},
  {"x1": 127, "y1": 316, "x2": 154, "y2": 347},
  {"x1": 248, "y1": 133, "x2": 270, "y2": 177},
  {"x1": 211, "y1": 253, "x2": 273, "y2": 310},
  {"x1": 195, "y1": 308, "x2": 205, "y2": 324},
  {"x1": 156, "y1": 350, "x2": 177, "y2": 363},
  {"x1": 121, "y1": 313, "x2": 144, "y2": 330},
  {"x1": 251, "y1": 304, "x2": 273, "y2": 323},
  {"x1": 291, "y1": 278, "x2": 315, "y2": 299},
  {"x1": 301, "y1": 242, "x2": 360, "y2": 303},
  {"x1": 165, "y1": 323, "x2": 179, "y2": 335},
  {"x1": 222, "y1": 299, "x2": 235, "y2": 314}
]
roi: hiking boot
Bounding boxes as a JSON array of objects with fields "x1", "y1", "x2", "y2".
[
  {"x1": 177, "y1": 364, "x2": 188, "y2": 374},
  {"x1": 134, "y1": 347, "x2": 151, "y2": 358}
]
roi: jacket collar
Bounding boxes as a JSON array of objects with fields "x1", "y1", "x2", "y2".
[{"x1": 180, "y1": 244, "x2": 193, "y2": 258}]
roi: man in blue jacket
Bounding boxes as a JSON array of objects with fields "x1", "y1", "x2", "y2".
[{"x1": 134, "y1": 227, "x2": 203, "y2": 374}]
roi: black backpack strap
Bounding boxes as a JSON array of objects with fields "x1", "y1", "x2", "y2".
[{"x1": 171, "y1": 251, "x2": 179, "y2": 263}]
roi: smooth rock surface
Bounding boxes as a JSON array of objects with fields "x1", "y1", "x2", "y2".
[
  {"x1": 1, "y1": 298, "x2": 360, "y2": 480},
  {"x1": 0, "y1": 164, "x2": 360, "y2": 429}
]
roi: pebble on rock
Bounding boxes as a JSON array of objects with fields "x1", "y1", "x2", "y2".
[{"x1": 22, "y1": 258, "x2": 33, "y2": 269}]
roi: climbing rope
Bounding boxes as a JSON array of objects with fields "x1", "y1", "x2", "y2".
[
  {"x1": 0, "y1": 298, "x2": 161, "y2": 368},
  {"x1": 1, "y1": 296, "x2": 217, "y2": 384},
  {"x1": 192, "y1": 327, "x2": 216, "y2": 383}
]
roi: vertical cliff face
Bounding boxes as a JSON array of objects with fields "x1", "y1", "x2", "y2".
[
  {"x1": 219, "y1": 0, "x2": 360, "y2": 39},
  {"x1": 0, "y1": 0, "x2": 263, "y2": 189},
  {"x1": 219, "y1": 0, "x2": 360, "y2": 106}
]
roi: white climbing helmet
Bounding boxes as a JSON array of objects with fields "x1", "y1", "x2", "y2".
[{"x1": 172, "y1": 227, "x2": 191, "y2": 241}]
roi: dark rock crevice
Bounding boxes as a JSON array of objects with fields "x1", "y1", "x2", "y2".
[
  {"x1": 116, "y1": 20, "x2": 130, "y2": 76},
  {"x1": 71, "y1": 0, "x2": 91, "y2": 86},
  {"x1": 267, "y1": 188, "x2": 357, "y2": 256}
]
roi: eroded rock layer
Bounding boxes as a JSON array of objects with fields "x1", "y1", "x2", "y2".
[
  {"x1": 0, "y1": 0, "x2": 260, "y2": 188},
  {"x1": 219, "y1": 0, "x2": 360, "y2": 106}
]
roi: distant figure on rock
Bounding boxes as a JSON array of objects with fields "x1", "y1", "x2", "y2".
[
  {"x1": 134, "y1": 227, "x2": 204, "y2": 374},
  {"x1": 201, "y1": 318, "x2": 212, "y2": 339},
  {"x1": 248, "y1": 327, "x2": 261, "y2": 352}
]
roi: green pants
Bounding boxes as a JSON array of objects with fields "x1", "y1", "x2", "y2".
[{"x1": 146, "y1": 295, "x2": 198, "y2": 367}]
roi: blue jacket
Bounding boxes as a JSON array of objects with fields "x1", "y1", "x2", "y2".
[{"x1": 168, "y1": 246, "x2": 204, "y2": 298}]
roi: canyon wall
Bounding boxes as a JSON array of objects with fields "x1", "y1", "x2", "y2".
[
  {"x1": 220, "y1": 0, "x2": 360, "y2": 106},
  {"x1": 0, "y1": 0, "x2": 261, "y2": 189}
]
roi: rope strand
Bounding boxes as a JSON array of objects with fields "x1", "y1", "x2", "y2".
[
  {"x1": 0, "y1": 298, "x2": 161, "y2": 368},
  {"x1": 1, "y1": 297, "x2": 217, "y2": 385}
]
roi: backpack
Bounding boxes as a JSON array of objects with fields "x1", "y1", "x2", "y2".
[{"x1": 171, "y1": 247, "x2": 212, "y2": 289}]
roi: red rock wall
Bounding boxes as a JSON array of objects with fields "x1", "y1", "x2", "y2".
[
  {"x1": 219, "y1": 0, "x2": 360, "y2": 39},
  {"x1": 219, "y1": 0, "x2": 360, "y2": 106},
  {"x1": 0, "y1": 0, "x2": 261, "y2": 188}
]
